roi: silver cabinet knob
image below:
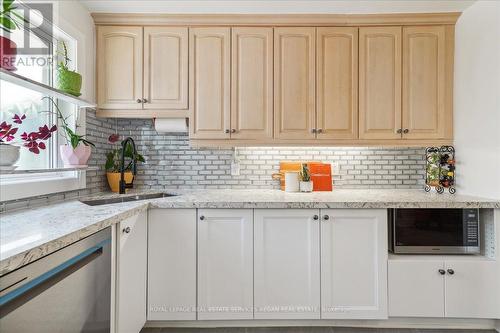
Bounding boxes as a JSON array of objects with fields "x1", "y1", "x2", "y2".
[
  {"x1": 313, "y1": 215, "x2": 319, "y2": 220},
  {"x1": 123, "y1": 226, "x2": 131, "y2": 233},
  {"x1": 231, "y1": 129, "x2": 237, "y2": 133},
  {"x1": 323, "y1": 215, "x2": 329, "y2": 220},
  {"x1": 447, "y1": 269, "x2": 454, "y2": 275},
  {"x1": 396, "y1": 129, "x2": 402, "y2": 134},
  {"x1": 142, "y1": 98, "x2": 148, "y2": 103},
  {"x1": 317, "y1": 129, "x2": 323, "y2": 134},
  {"x1": 136, "y1": 99, "x2": 142, "y2": 103},
  {"x1": 438, "y1": 269, "x2": 446, "y2": 275},
  {"x1": 224, "y1": 129, "x2": 230, "y2": 134},
  {"x1": 200, "y1": 215, "x2": 205, "y2": 221},
  {"x1": 403, "y1": 129, "x2": 409, "y2": 134},
  {"x1": 311, "y1": 129, "x2": 317, "y2": 134}
]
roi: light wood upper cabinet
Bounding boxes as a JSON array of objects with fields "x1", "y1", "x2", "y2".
[
  {"x1": 274, "y1": 27, "x2": 316, "y2": 140},
  {"x1": 316, "y1": 27, "x2": 358, "y2": 140},
  {"x1": 402, "y1": 26, "x2": 448, "y2": 139},
  {"x1": 144, "y1": 27, "x2": 188, "y2": 110},
  {"x1": 97, "y1": 26, "x2": 143, "y2": 110},
  {"x1": 359, "y1": 27, "x2": 402, "y2": 140},
  {"x1": 189, "y1": 27, "x2": 231, "y2": 139},
  {"x1": 231, "y1": 27, "x2": 274, "y2": 140}
]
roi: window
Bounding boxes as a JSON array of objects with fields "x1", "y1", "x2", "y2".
[{"x1": 0, "y1": 4, "x2": 86, "y2": 201}]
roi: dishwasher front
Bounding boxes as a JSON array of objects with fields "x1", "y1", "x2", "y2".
[{"x1": 0, "y1": 227, "x2": 111, "y2": 333}]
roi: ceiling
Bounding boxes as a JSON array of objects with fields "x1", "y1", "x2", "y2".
[{"x1": 80, "y1": 0, "x2": 475, "y2": 14}]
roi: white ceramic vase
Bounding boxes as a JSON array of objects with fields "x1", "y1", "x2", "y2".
[
  {"x1": 300, "y1": 181, "x2": 313, "y2": 192},
  {"x1": 0, "y1": 143, "x2": 20, "y2": 170},
  {"x1": 284, "y1": 171, "x2": 300, "y2": 192},
  {"x1": 60, "y1": 144, "x2": 91, "y2": 167}
]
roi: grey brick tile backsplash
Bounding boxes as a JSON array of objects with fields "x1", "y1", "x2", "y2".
[{"x1": 0, "y1": 112, "x2": 427, "y2": 212}]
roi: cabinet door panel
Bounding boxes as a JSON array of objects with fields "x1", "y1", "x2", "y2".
[
  {"x1": 445, "y1": 260, "x2": 500, "y2": 319},
  {"x1": 231, "y1": 27, "x2": 273, "y2": 140},
  {"x1": 317, "y1": 27, "x2": 358, "y2": 140},
  {"x1": 274, "y1": 28, "x2": 316, "y2": 140},
  {"x1": 198, "y1": 209, "x2": 253, "y2": 320},
  {"x1": 321, "y1": 209, "x2": 387, "y2": 319},
  {"x1": 189, "y1": 28, "x2": 231, "y2": 139},
  {"x1": 147, "y1": 209, "x2": 196, "y2": 320},
  {"x1": 254, "y1": 209, "x2": 320, "y2": 319},
  {"x1": 116, "y1": 212, "x2": 147, "y2": 333},
  {"x1": 402, "y1": 26, "x2": 446, "y2": 139},
  {"x1": 359, "y1": 27, "x2": 402, "y2": 139},
  {"x1": 388, "y1": 260, "x2": 445, "y2": 317},
  {"x1": 97, "y1": 26, "x2": 143, "y2": 110},
  {"x1": 144, "y1": 27, "x2": 188, "y2": 110}
]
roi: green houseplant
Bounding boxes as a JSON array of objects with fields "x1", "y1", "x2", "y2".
[
  {"x1": 0, "y1": 0, "x2": 26, "y2": 71},
  {"x1": 105, "y1": 135, "x2": 145, "y2": 192},
  {"x1": 299, "y1": 163, "x2": 313, "y2": 192},
  {"x1": 56, "y1": 41, "x2": 82, "y2": 96}
]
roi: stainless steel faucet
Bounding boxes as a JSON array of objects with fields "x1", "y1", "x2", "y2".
[{"x1": 119, "y1": 137, "x2": 137, "y2": 194}]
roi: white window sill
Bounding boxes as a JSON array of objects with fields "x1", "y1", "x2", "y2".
[{"x1": 0, "y1": 170, "x2": 86, "y2": 202}]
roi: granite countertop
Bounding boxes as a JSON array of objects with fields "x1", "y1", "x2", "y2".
[{"x1": 1, "y1": 189, "x2": 499, "y2": 276}]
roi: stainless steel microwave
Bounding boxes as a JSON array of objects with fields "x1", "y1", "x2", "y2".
[{"x1": 389, "y1": 208, "x2": 480, "y2": 254}]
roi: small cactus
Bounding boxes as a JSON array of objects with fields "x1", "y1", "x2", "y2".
[{"x1": 301, "y1": 163, "x2": 311, "y2": 182}]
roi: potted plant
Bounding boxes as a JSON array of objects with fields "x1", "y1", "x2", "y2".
[
  {"x1": 299, "y1": 163, "x2": 313, "y2": 192},
  {"x1": 43, "y1": 97, "x2": 95, "y2": 167},
  {"x1": 0, "y1": 113, "x2": 57, "y2": 170},
  {"x1": 105, "y1": 134, "x2": 145, "y2": 193},
  {"x1": 56, "y1": 41, "x2": 82, "y2": 96},
  {"x1": 0, "y1": 0, "x2": 26, "y2": 71}
]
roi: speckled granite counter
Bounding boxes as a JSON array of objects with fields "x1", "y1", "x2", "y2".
[{"x1": 1, "y1": 189, "x2": 499, "y2": 276}]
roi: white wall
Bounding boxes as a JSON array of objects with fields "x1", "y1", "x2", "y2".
[{"x1": 454, "y1": 0, "x2": 500, "y2": 199}]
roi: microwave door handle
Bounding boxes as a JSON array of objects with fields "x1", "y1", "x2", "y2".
[{"x1": 0, "y1": 240, "x2": 108, "y2": 317}]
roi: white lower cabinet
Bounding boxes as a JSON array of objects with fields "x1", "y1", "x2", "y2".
[
  {"x1": 115, "y1": 211, "x2": 147, "y2": 333},
  {"x1": 321, "y1": 209, "x2": 388, "y2": 319},
  {"x1": 147, "y1": 209, "x2": 197, "y2": 321},
  {"x1": 389, "y1": 259, "x2": 500, "y2": 319},
  {"x1": 254, "y1": 209, "x2": 321, "y2": 319},
  {"x1": 197, "y1": 209, "x2": 254, "y2": 320}
]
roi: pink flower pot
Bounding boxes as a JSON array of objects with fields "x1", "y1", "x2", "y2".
[{"x1": 60, "y1": 144, "x2": 91, "y2": 167}]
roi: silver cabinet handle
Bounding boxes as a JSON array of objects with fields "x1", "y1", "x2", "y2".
[
  {"x1": 403, "y1": 129, "x2": 409, "y2": 134},
  {"x1": 438, "y1": 269, "x2": 446, "y2": 275},
  {"x1": 313, "y1": 215, "x2": 319, "y2": 220},
  {"x1": 323, "y1": 215, "x2": 329, "y2": 220},
  {"x1": 231, "y1": 129, "x2": 237, "y2": 133},
  {"x1": 123, "y1": 227, "x2": 131, "y2": 233},
  {"x1": 224, "y1": 129, "x2": 230, "y2": 134},
  {"x1": 136, "y1": 99, "x2": 142, "y2": 103},
  {"x1": 142, "y1": 98, "x2": 148, "y2": 103},
  {"x1": 396, "y1": 129, "x2": 402, "y2": 134},
  {"x1": 447, "y1": 269, "x2": 454, "y2": 275},
  {"x1": 317, "y1": 129, "x2": 323, "y2": 134},
  {"x1": 199, "y1": 215, "x2": 205, "y2": 221},
  {"x1": 311, "y1": 129, "x2": 317, "y2": 134}
]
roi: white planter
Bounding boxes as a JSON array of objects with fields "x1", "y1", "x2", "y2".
[
  {"x1": 60, "y1": 144, "x2": 91, "y2": 167},
  {"x1": 300, "y1": 181, "x2": 313, "y2": 192},
  {"x1": 0, "y1": 144, "x2": 20, "y2": 170}
]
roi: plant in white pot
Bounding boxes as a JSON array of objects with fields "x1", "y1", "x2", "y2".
[
  {"x1": 299, "y1": 163, "x2": 313, "y2": 192},
  {"x1": 0, "y1": 113, "x2": 57, "y2": 170},
  {"x1": 43, "y1": 97, "x2": 95, "y2": 167}
]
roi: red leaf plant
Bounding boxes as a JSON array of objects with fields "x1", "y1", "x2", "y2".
[{"x1": 0, "y1": 114, "x2": 57, "y2": 155}]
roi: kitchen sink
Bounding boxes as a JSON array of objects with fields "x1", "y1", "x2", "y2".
[{"x1": 80, "y1": 193, "x2": 177, "y2": 206}]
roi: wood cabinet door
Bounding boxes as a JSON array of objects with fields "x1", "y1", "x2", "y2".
[
  {"x1": 445, "y1": 260, "x2": 500, "y2": 319},
  {"x1": 189, "y1": 27, "x2": 231, "y2": 139},
  {"x1": 115, "y1": 211, "x2": 147, "y2": 333},
  {"x1": 147, "y1": 209, "x2": 196, "y2": 321},
  {"x1": 97, "y1": 26, "x2": 143, "y2": 110},
  {"x1": 321, "y1": 209, "x2": 387, "y2": 319},
  {"x1": 231, "y1": 27, "x2": 273, "y2": 140},
  {"x1": 402, "y1": 26, "x2": 447, "y2": 139},
  {"x1": 274, "y1": 28, "x2": 316, "y2": 140},
  {"x1": 144, "y1": 27, "x2": 188, "y2": 110},
  {"x1": 316, "y1": 27, "x2": 358, "y2": 140},
  {"x1": 198, "y1": 209, "x2": 253, "y2": 320},
  {"x1": 254, "y1": 209, "x2": 320, "y2": 319},
  {"x1": 388, "y1": 259, "x2": 445, "y2": 317},
  {"x1": 359, "y1": 27, "x2": 402, "y2": 139}
]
